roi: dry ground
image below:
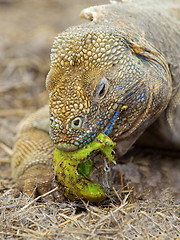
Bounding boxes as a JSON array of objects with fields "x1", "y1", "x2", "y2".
[{"x1": 0, "y1": 0, "x2": 179, "y2": 239}]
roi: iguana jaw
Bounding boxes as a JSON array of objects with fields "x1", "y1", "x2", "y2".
[{"x1": 56, "y1": 142, "x2": 78, "y2": 151}]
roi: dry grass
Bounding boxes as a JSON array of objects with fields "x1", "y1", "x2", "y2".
[
  {"x1": 0, "y1": 0, "x2": 179, "y2": 239},
  {"x1": 0, "y1": 188, "x2": 179, "y2": 239}
]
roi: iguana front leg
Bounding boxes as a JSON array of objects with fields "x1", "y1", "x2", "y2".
[{"x1": 11, "y1": 106, "x2": 64, "y2": 200}]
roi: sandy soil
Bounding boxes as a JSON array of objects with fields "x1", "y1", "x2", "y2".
[{"x1": 0, "y1": 1, "x2": 179, "y2": 239}]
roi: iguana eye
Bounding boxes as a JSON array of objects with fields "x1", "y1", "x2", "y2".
[{"x1": 94, "y1": 77, "x2": 109, "y2": 101}]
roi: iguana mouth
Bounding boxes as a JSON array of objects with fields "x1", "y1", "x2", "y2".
[
  {"x1": 56, "y1": 142, "x2": 78, "y2": 151},
  {"x1": 103, "y1": 110, "x2": 120, "y2": 136}
]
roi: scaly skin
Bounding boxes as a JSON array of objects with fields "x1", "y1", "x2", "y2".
[{"x1": 11, "y1": 1, "x2": 180, "y2": 200}]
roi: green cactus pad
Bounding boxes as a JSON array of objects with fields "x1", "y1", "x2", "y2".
[{"x1": 53, "y1": 133, "x2": 116, "y2": 203}]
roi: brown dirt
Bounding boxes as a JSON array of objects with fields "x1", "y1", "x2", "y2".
[{"x1": 0, "y1": 1, "x2": 179, "y2": 239}]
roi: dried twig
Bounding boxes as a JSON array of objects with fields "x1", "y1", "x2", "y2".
[
  {"x1": 0, "y1": 142, "x2": 13, "y2": 156},
  {"x1": 18, "y1": 187, "x2": 59, "y2": 213}
]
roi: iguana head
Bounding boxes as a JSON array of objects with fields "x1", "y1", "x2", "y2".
[{"x1": 46, "y1": 23, "x2": 171, "y2": 151}]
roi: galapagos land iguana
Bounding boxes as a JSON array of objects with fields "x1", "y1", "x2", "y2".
[{"x1": 11, "y1": 0, "x2": 180, "y2": 201}]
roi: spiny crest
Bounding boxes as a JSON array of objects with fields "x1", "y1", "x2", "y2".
[{"x1": 50, "y1": 26, "x2": 126, "y2": 71}]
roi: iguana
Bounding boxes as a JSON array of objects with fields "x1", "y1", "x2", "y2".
[{"x1": 11, "y1": 0, "x2": 180, "y2": 200}]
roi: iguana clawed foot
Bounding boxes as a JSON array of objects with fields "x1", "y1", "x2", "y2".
[{"x1": 13, "y1": 164, "x2": 65, "y2": 202}]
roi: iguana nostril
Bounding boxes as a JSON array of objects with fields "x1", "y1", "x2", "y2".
[{"x1": 71, "y1": 117, "x2": 82, "y2": 130}]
